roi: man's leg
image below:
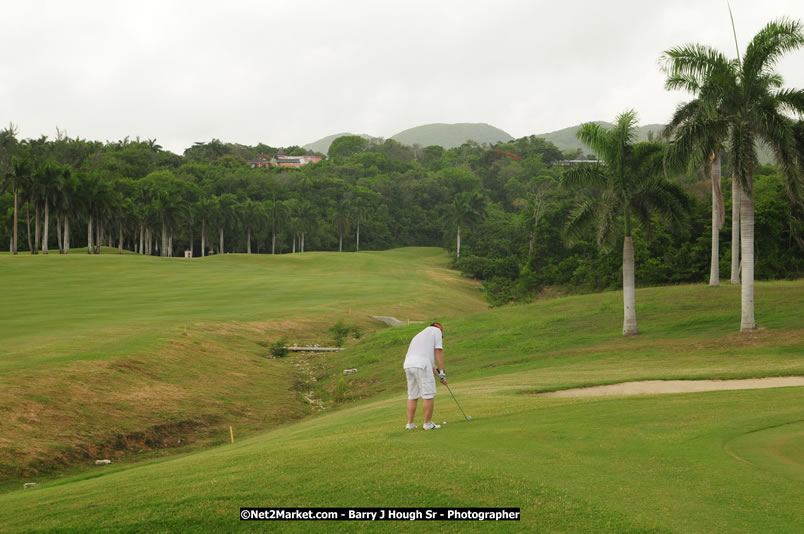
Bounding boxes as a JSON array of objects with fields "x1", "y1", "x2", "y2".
[
  {"x1": 407, "y1": 399, "x2": 418, "y2": 424},
  {"x1": 423, "y1": 398, "x2": 434, "y2": 424}
]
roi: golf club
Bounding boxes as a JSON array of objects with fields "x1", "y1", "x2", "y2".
[{"x1": 444, "y1": 382, "x2": 471, "y2": 421}]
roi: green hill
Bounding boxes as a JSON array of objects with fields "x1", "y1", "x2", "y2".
[
  {"x1": 305, "y1": 123, "x2": 514, "y2": 155},
  {"x1": 391, "y1": 122, "x2": 513, "y2": 148},
  {"x1": 303, "y1": 132, "x2": 376, "y2": 155},
  {"x1": 1, "y1": 271, "x2": 801, "y2": 532}
]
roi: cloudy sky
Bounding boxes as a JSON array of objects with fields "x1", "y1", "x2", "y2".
[{"x1": 2, "y1": 0, "x2": 803, "y2": 154}]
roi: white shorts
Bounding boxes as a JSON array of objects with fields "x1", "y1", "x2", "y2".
[{"x1": 405, "y1": 367, "x2": 436, "y2": 400}]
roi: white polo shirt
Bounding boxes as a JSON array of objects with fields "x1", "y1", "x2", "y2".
[{"x1": 403, "y1": 326, "x2": 443, "y2": 370}]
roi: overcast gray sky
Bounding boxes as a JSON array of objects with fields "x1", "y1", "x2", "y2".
[{"x1": 2, "y1": 0, "x2": 803, "y2": 154}]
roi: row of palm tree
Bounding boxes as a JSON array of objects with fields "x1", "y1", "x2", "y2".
[
  {"x1": 662, "y1": 17, "x2": 804, "y2": 332},
  {"x1": 2, "y1": 158, "x2": 384, "y2": 258},
  {"x1": 565, "y1": 18, "x2": 804, "y2": 335}
]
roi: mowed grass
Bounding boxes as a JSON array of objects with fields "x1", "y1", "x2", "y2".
[
  {"x1": 0, "y1": 247, "x2": 483, "y2": 371},
  {"x1": 1, "y1": 379, "x2": 801, "y2": 532},
  {"x1": 324, "y1": 280, "x2": 804, "y2": 401},
  {"x1": 0, "y1": 248, "x2": 485, "y2": 480},
  {"x1": 1, "y1": 250, "x2": 801, "y2": 532}
]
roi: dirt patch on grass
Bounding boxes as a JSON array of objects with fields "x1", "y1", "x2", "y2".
[{"x1": 538, "y1": 376, "x2": 804, "y2": 398}]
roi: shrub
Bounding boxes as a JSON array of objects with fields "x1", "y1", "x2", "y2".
[
  {"x1": 269, "y1": 337, "x2": 289, "y2": 358},
  {"x1": 329, "y1": 320, "x2": 362, "y2": 347}
]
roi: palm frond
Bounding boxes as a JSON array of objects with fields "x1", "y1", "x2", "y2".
[
  {"x1": 743, "y1": 18, "x2": 804, "y2": 82},
  {"x1": 660, "y1": 44, "x2": 731, "y2": 86},
  {"x1": 774, "y1": 88, "x2": 804, "y2": 116},
  {"x1": 561, "y1": 163, "x2": 607, "y2": 190},
  {"x1": 595, "y1": 191, "x2": 620, "y2": 252},
  {"x1": 730, "y1": 122, "x2": 757, "y2": 194},
  {"x1": 575, "y1": 122, "x2": 609, "y2": 157},
  {"x1": 564, "y1": 198, "x2": 599, "y2": 247},
  {"x1": 664, "y1": 74, "x2": 701, "y2": 94}
]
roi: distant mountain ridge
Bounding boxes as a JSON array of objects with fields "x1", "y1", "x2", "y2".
[
  {"x1": 305, "y1": 121, "x2": 772, "y2": 164},
  {"x1": 303, "y1": 132, "x2": 376, "y2": 155},
  {"x1": 390, "y1": 123, "x2": 513, "y2": 149},
  {"x1": 304, "y1": 123, "x2": 513, "y2": 154}
]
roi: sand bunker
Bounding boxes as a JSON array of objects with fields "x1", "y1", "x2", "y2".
[
  {"x1": 540, "y1": 376, "x2": 804, "y2": 398},
  {"x1": 369, "y1": 316, "x2": 425, "y2": 327}
]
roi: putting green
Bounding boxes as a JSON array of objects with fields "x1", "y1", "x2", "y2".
[{"x1": 725, "y1": 420, "x2": 804, "y2": 482}]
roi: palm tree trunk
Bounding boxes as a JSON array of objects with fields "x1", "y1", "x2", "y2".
[
  {"x1": 87, "y1": 215, "x2": 93, "y2": 254},
  {"x1": 56, "y1": 213, "x2": 63, "y2": 253},
  {"x1": 161, "y1": 222, "x2": 167, "y2": 257},
  {"x1": 64, "y1": 215, "x2": 70, "y2": 253},
  {"x1": 622, "y1": 236, "x2": 639, "y2": 336},
  {"x1": 272, "y1": 231, "x2": 276, "y2": 255},
  {"x1": 730, "y1": 177, "x2": 741, "y2": 284},
  {"x1": 339, "y1": 232, "x2": 343, "y2": 252},
  {"x1": 356, "y1": 217, "x2": 360, "y2": 252},
  {"x1": 12, "y1": 190, "x2": 18, "y2": 254},
  {"x1": 456, "y1": 225, "x2": 462, "y2": 260},
  {"x1": 219, "y1": 227, "x2": 224, "y2": 254},
  {"x1": 247, "y1": 228, "x2": 252, "y2": 254},
  {"x1": 292, "y1": 234, "x2": 296, "y2": 253},
  {"x1": 26, "y1": 203, "x2": 32, "y2": 252},
  {"x1": 168, "y1": 233, "x2": 173, "y2": 257},
  {"x1": 96, "y1": 220, "x2": 102, "y2": 254},
  {"x1": 708, "y1": 152, "x2": 723, "y2": 286},
  {"x1": 43, "y1": 200, "x2": 50, "y2": 254},
  {"x1": 739, "y1": 185, "x2": 756, "y2": 331},
  {"x1": 33, "y1": 203, "x2": 40, "y2": 254},
  {"x1": 42, "y1": 202, "x2": 50, "y2": 254},
  {"x1": 139, "y1": 224, "x2": 144, "y2": 254},
  {"x1": 201, "y1": 220, "x2": 206, "y2": 257},
  {"x1": 301, "y1": 231, "x2": 305, "y2": 253},
  {"x1": 118, "y1": 223, "x2": 123, "y2": 254}
]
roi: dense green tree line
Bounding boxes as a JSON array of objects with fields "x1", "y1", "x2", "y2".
[{"x1": 0, "y1": 124, "x2": 800, "y2": 296}]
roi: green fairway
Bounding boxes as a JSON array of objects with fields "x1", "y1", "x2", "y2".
[
  {"x1": 0, "y1": 250, "x2": 801, "y2": 532},
  {"x1": 0, "y1": 248, "x2": 485, "y2": 481},
  {"x1": 0, "y1": 247, "x2": 483, "y2": 371},
  {"x1": 1, "y1": 378, "x2": 801, "y2": 532}
]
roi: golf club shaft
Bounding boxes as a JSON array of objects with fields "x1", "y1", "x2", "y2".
[{"x1": 445, "y1": 382, "x2": 469, "y2": 420}]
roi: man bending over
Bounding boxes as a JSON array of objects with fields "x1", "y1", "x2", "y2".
[{"x1": 403, "y1": 322, "x2": 447, "y2": 430}]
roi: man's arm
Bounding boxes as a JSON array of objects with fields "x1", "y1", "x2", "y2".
[{"x1": 434, "y1": 348, "x2": 446, "y2": 384}]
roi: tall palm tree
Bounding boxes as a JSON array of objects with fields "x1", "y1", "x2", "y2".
[
  {"x1": 35, "y1": 160, "x2": 69, "y2": 254},
  {"x1": 446, "y1": 190, "x2": 487, "y2": 260},
  {"x1": 264, "y1": 196, "x2": 289, "y2": 254},
  {"x1": 661, "y1": 18, "x2": 804, "y2": 331},
  {"x1": 216, "y1": 193, "x2": 239, "y2": 254},
  {"x1": 332, "y1": 197, "x2": 351, "y2": 252},
  {"x1": 5, "y1": 156, "x2": 32, "y2": 254},
  {"x1": 661, "y1": 97, "x2": 728, "y2": 286},
  {"x1": 292, "y1": 200, "x2": 316, "y2": 253},
  {"x1": 350, "y1": 186, "x2": 376, "y2": 253},
  {"x1": 56, "y1": 172, "x2": 79, "y2": 253},
  {"x1": 240, "y1": 199, "x2": 266, "y2": 254},
  {"x1": 195, "y1": 196, "x2": 219, "y2": 257},
  {"x1": 562, "y1": 110, "x2": 689, "y2": 336}
]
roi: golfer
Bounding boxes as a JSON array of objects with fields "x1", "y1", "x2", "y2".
[{"x1": 403, "y1": 322, "x2": 447, "y2": 430}]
